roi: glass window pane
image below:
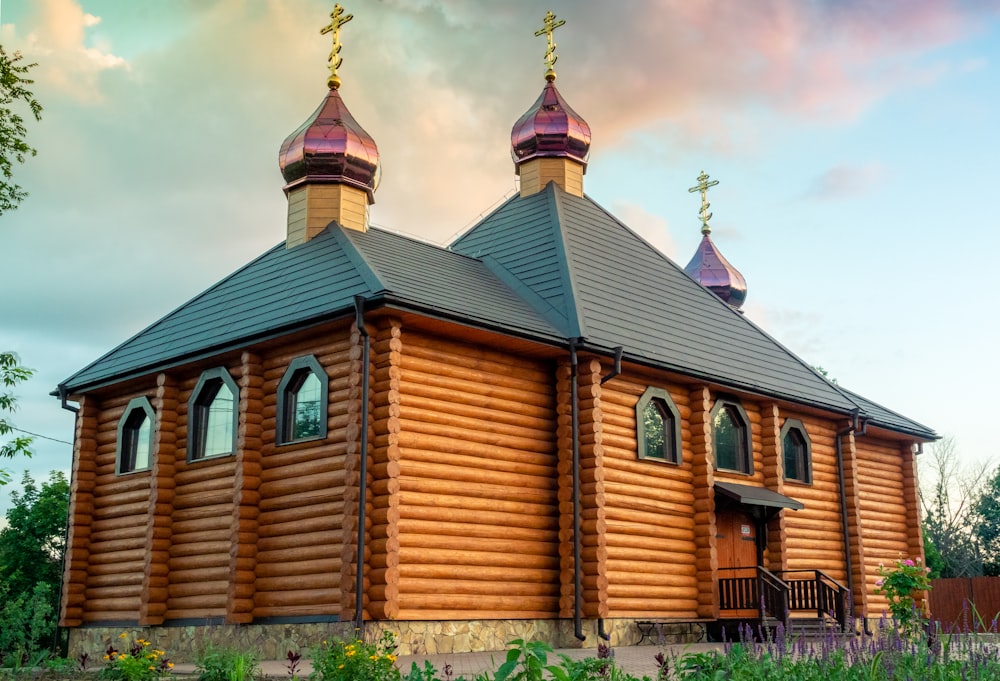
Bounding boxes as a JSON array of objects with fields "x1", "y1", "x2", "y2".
[
  {"x1": 291, "y1": 371, "x2": 322, "y2": 440},
  {"x1": 783, "y1": 431, "x2": 800, "y2": 480},
  {"x1": 783, "y1": 429, "x2": 807, "y2": 482},
  {"x1": 202, "y1": 382, "x2": 235, "y2": 457},
  {"x1": 134, "y1": 415, "x2": 151, "y2": 471},
  {"x1": 714, "y1": 406, "x2": 743, "y2": 471},
  {"x1": 643, "y1": 400, "x2": 666, "y2": 459}
]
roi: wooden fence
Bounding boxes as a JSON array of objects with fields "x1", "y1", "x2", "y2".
[{"x1": 928, "y1": 577, "x2": 1000, "y2": 632}]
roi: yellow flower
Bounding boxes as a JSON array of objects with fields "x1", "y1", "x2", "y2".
[
  {"x1": 102, "y1": 655, "x2": 110, "y2": 661},
  {"x1": 388, "y1": 655, "x2": 397, "y2": 662},
  {"x1": 119, "y1": 633, "x2": 129, "y2": 639},
  {"x1": 148, "y1": 666, "x2": 155, "y2": 671},
  {"x1": 346, "y1": 650, "x2": 355, "y2": 657},
  {"x1": 337, "y1": 664, "x2": 344, "y2": 669},
  {"x1": 167, "y1": 662, "x2": 174, "y2": 669}
]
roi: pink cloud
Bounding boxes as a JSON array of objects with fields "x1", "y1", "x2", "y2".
[{"x1": 804, "y1": 162, "x2": 888, "y2": 200}]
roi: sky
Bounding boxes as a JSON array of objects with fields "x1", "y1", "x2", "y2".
[{"x1": 1, "y1": 0, "x2": 999, "y2": 515}]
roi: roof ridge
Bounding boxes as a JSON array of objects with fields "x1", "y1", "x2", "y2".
[
  {"x1": 333, "y1": 225, "x2": 389, "y2": 293},
  {"x1": 547, "y1": 184, "x2": 587, "y2": 338}
]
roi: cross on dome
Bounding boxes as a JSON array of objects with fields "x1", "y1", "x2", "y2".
[
  {"x1": 534, "y1": 10, "x2": 566, "y2": 82},
  {"x1": 688, "y1": 170, "x2": 720, "y2": 236},
  {"x1": 321, "y1": 3, "x2": 354, "y2": 90}
]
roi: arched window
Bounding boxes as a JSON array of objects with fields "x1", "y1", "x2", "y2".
[
  {"x1": 276, "y1": 355, "x2": 328, "y2": 445},
  {"x1": 636, "y1": 386, "x2": 682, "y2": 464},
  {"x1": 780, "y1": 419, "x2": 812, "y2": 484},
  {"x1": 188, "y1": 367, "x2": 239, "y2": 461},
  {"x1": 712, "y1": 399, "x2": 752, "y2": 474},
  {"x1": 117, "y1": 397, "x2": 155, "y2": 475}
]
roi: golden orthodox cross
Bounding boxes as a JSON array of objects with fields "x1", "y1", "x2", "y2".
[
  {"x1": 688, "y1": 171, "x2": 719, "y2": 235},
  {"x1": 534, "y1": 11, "x2": 566, "y2": 82},
  {"x1": 321, "y1": 3, "x2": 354, "y2": 90}
]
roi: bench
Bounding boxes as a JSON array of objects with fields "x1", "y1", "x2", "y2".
[{"x1": 635, "y1": 619, "x2": 712, "y2": 644}]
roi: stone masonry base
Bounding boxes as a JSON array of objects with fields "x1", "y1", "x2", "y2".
[{"x1": 67, "y1": 617, "x2": 702, "y2": 663}]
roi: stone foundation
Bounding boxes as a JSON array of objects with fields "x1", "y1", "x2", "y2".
[{"x1": 68, "y1": 618, "x2": 703, "y2": 663}]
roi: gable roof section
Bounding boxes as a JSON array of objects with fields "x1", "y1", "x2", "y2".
[
  {"x1": 452, "y1": 183, "x2": 869, "y2": 417},
  {"x1": 63, "y1": 183, "x2": 935, "y2": 440},
  {"x1": 62, "y1": 225, "x2": 562, "y2": 392},
  {"x1": 450, "y1": 188, "x2": 582, "y2": 337},
  {"x1": 339, "y1": 226, "x2": 564, "y2": 338}
]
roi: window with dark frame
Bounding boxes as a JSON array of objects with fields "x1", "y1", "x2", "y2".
[
  {"x1": 276, "y1": 355, "x2": 329, "y2": 445},
  {"x1": 188, "y1": 368, "x2": 238, "y2": 461},
  {"x1": 781, "y1": 419, "x2": 812, "y2": 484},
  {"x1": 712, "y1": 400, "x2": 751, "y2": 474},
  {"x1": 117, "y1": 397, "x2": 155, "y2": 475},
  {"x1": 636, "y1": 386, "x2": 682, "y2": 465}
]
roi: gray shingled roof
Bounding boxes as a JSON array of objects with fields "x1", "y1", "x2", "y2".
[
  {"x1": 61, "y1": 226, "x2": 562, "y2": 392},
  {"x1": 62, "y1": 182, "x2": 935, "y2": 440},
  {"x1": 837, "y1": 386, "x2": 935, "y2": 438},
  {"x1": 451, "y1": 183, "x2": 935, "y2": 439}
]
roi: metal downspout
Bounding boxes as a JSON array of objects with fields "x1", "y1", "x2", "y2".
[
  {"x1": 57, "y1": 384, "x2": 79, "y2": 653},
  {"x1": 569, "y1": 339, "x2": 585, "y2": 641},
  {"x1": 354, "y1": 296, "x2": 371, "y2": 631},
  {"x1": 835, "y1": 409, "x2": 860, "y2": 633}
]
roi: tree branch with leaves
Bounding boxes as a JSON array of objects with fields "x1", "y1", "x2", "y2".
[
  {"x1": 0, "y1": 352, "x2": 34, "y2": 485},
  {"x1": 0, "y1": 45, "x2": 43, "y2": 215}
]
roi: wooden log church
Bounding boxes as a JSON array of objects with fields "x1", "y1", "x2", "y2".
[{"x1": 57, "y1": 6, "x2": 935, "y2": 659}]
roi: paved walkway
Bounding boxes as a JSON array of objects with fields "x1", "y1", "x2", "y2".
[{"x1": 172, "y1": 642, "x2": 724, "y2": 679}]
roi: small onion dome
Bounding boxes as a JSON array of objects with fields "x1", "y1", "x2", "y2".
[
  {"x1": 684, "y1": 234, "x2": 748, "y2": 310},
  {"x1": 511, "y1": 80, "x2": 591, "y2": 169},
  {"x1": 278, "y1": 88, "x2": 380, "y2": 201}
]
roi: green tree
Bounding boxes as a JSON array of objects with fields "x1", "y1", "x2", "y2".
[
  {"x1": 972, "y1": 465, "x2": 1000, "y2": 576},
  {"x1": 0, "y1": 45, "x2": 42, "y2": 215},
  {"x1": 0, "y1": 471, "x2": 69, "y2": 661},
  {"x1": 0, "y1": 352, "x2": 34, "y2": 485},
  {"x1": 920, "y1": 436, "x2": 990, "y2": 578}
]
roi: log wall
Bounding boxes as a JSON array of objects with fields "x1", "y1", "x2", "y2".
[
  {"x1": 842, "y1": 432, "x2": 870, "y2": 618},
  {"x1": 761, "y1": 404, "x2": 785, "y2": 571},
  {"x1": 598, "y1": 375, "x2": 699, "y2": 618},
  {"x1": 254, "y1": 331, "x2": 356, "y2": 619},
  {"x1": 81, "y1": 390, "x2": 156, "y2": 622},
  {"x1": 855, "y1": 436, "x2": 913, "y2": 615},
  {"x1": 779, "y1": 411, "x2": 847, "y2": 584},
  {"x1": 689, "y1": 386, "x2": 718, "y2": 619},
  {"x1": 392, "y1": 330, "x2": 559, "y2": 619},
  {"x1": 166, "y1": 368, "x2": 239, "y2": 620},
  {"x1": 61, "y1": 396, "x2": 99, "y2": 626},
  {"x1": 368, "y1": 318, "x2": 402, "y2": 620},
  {"x1": 139, "y1": 374, "x2": 178, "y2": 625}
]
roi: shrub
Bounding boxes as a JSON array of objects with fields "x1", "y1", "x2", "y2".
[
  {"x1": 310, "y1": 631, "x2": 399, "y2": 681},
  {"x1": 875, "y1": 556, "x2": 931, "y2": 635},
  {"x1": 0, "y1": 581, "x2": 55, "y2": 665},
  {"x1": 98, "y1": 633, "x2": 173, "y2": 681},
  {"x1": 196, "y1": 645, "x2": 259, "y2": 681}
]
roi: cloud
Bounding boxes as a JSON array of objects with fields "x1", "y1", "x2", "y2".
[
  {"x1": 612, "y1": 201, "x2": 677, "y2": 260},
  {"x1": 7, "y1": 0, "x2": 128, "y2": 103},
  {"x1": 745, "y1": 304, "x2": 827, "y2": 358},
  {"x1": 804, "y1": 162, "x2": 888, "y2": 200}
]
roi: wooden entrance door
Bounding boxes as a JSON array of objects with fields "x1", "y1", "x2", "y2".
[{"x1": 717, "y1": 508, "x2": 759, "y2": 617}]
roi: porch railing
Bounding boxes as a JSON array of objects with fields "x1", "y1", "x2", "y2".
[
  {"x1": 775, "y1": 569, "x2": 849, "y2": 631},
  {"x1": 718, "y1": 567, "x2": 790, "y2": 626}
]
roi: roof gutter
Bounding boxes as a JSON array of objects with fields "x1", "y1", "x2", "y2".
[{"x1": 353, "y1": 295, "x2": 371, "y2": 631}]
